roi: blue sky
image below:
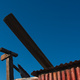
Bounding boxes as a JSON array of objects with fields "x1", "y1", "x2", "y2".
[{"x1": 0, "y1": 0, "x2": 80, "y2": 80}]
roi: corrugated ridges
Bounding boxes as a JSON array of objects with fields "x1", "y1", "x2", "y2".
[{"x1": 31, "y1": 60, "x2": 80, "y2": 76}]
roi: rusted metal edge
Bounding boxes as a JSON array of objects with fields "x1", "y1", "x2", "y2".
[{"x1": 31, "y1": 60, "x2": 80, "y2": 76}]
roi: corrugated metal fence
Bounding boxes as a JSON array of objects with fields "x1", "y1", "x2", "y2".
[{"x1": 38, "y1": 67, "x2": 80, "y2": 80}]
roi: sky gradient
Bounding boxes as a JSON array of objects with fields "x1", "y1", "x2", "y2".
[{"x1": 0, "y1": 0, "x2": 80, "y2": 80}]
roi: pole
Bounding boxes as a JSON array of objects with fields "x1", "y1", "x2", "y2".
[{"x1": 6, "y1": 56, "x2": 14, "y2": 80}]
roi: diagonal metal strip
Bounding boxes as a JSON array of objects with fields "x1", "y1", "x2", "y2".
[
  {"x1": 3, "y1": 13, "x2": 53, "y2": 69},
  {"x1": 18, "y1": 64, "x2": 30, "y2": 78},
  {"x1": 13, "y1": 64, "x2": 30, "y2": 78}
]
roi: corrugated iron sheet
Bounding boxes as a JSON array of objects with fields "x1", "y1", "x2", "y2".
[
  {"x1": 33, "y1": 67, "x2": 80, "y2": 80},
  {"x1": 31, "y1": 60, "x2": 80, "y2": 76}
]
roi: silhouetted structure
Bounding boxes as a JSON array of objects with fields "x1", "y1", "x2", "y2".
[{"x1": 4, "y1": 13, "x2": 53, "y2": 69}]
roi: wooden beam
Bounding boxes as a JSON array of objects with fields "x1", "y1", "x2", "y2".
[
  {"x1": 1, "y1": 54, "x2": 10, "y2": 61},
  {"x1": 13, "y1": 64, "x2": 30, "y2": 78},
  {"x1": 6, "y1": 56, "x2": 14, "y2": 80},
  {"x1": 0, "y1": 47, "x2": 18, "y2": 57},
  {"x1": 3, "y1": 13, "x2": 53, "y2": 69},
  {"x1": 0, "y1": 48, "x2": 17, "y2": 80},
  {"x1": 13, "y1": 64, "x2": 20, "y2": 72},
  {"x1": 18, "y1": 64, "x2": 30, "y2": 78}
]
